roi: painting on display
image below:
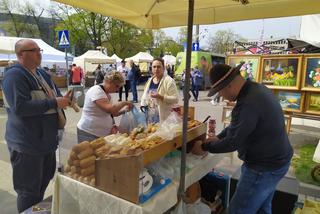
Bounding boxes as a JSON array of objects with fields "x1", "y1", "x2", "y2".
[
  {"x1": 274, "y1": 90, "x2": 304, "y2": 112},
  {"x1": 261, "y1": 56, "x2": 302, "y2": 90},
  {"x1": 305, "y1": 92, "x2": 320, "y2": 115},
  {"x1": 227, "y1": 56, "x2": 260, "y2": 82},
  {"x1": 302, "y1": 56, "x2": 320, "y2": 92}
]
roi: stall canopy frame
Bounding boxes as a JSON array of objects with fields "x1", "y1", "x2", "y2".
[{"x1": 53, "y1": 0, "x2": 320, "y2": 209}]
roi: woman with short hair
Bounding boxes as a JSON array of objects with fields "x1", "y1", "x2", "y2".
[{"x1": 77, "y1": 71, "x2": 133, "y2": 142}]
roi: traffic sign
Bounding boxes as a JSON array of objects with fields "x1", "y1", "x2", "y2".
[
  {"x1": 58, "y1": 30, "x2": 70, "y2": 48},
  {"x1": 192, "y1": 42, "x2": 199, "y2": 51}
]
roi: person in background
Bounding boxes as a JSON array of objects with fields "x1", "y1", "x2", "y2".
[
  {"x1": 2, "y1": 39, "x2": 71, "y2": 212},
  {"x1": 192, "y1": 63, "x2": 293, "y2": 214},
  {"x1": 94, "y1": 64, "x2": 104, "y2": 85},
  {"x1": 77, "y1": 71, "x2": 133, "y2": 143},
  {"x1": 200, "y1": 56, "x2": 212, "y2": 88},
  {"x1": 141, "y1": 58, "x2": 178, "y2": 123},
  {"x1": 128, "y1": 60, "x2": 139, "y2": 103},
  {"x1": 71, "y1": 63, "x2": 83, "y2": 85},
  {"x1": 166, "y1": 63, "x2": 174, "y2": 78},
  {"x1": 191, "y1": 65, "x2": 203, "y2": 102},
  {"x1": 117, "y1": 60, "x2": 131, "y2": 101}
]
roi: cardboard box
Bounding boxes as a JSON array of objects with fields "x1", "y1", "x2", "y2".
[{"x1": 95, "y1": 123, "x2": 207, "y2": 203}]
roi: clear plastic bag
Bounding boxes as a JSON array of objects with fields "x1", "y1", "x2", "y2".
[
  {"x1": 152, "y1": 111, "x2": 182, "y2": 141},
  {"x1": 118, "y1": 106, "x2": 146, "y2": 134}
]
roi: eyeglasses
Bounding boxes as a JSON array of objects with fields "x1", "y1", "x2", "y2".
[{"x1": 21, "y1": 48, "x2": 43, "y2": 53}]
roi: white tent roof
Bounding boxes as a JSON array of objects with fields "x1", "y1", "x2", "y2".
[
  {"x1": 111, "y1": 54, "x2": 122, "y2": 63},
  {"x1": 125, "y1": 52, "x2": 153, "y2": 63},
  {"x1": 0, "y1": 36, "x2": 73, "y2": 68},
  {"x1": 162, "y1": 55, "x2": 176, "y2": 65},
  {"x1": 75, "y1": 50, "x2": 115, "y2": 64},
  {"x1": 300, "y1": 14, "x2": 320, "y2": 47}
]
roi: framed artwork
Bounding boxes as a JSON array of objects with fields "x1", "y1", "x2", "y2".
[
  {"x1": 274, "y1": 90, "x2": 305, "y2": 113},
  {"x1": 305, "y1": 92, "x2": 320, "y2": 115},
  {"x1": 222, "y1": 106, "x2": 233, "y2": 124},
  {"x1": 301, "y1": 55, "x2": 320, "y2": 92},
  {"x1": 260, "y1": 55, "x2": 302, "y2": 90},
  {"x1": 227, "y1": 55, "x2": 260, "y2": 82}
]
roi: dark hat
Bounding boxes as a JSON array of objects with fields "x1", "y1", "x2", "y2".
[{"x1": 207, "y1": 62, "x2": 244, "y2": 97}]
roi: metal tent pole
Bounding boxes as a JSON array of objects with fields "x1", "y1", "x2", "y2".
[{"x1": 177, "y1": 0, "x2": 194, "y2": 204}]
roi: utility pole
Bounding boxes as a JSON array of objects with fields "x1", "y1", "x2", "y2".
[{"x1": 195, "y1": 24, "x2": 199, "y2": 43}]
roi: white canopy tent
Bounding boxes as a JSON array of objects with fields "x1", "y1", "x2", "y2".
[
  {"x1": 125, "y1": 52, "x2": 153, "y2": 63},
  {"x1": 111, "y1": 54, "x2": 122, "y2": 63},
  {"x1": 300, "y1": 14, "x2": 320, "y2": 47},
  {"x1": 73, "y1": 50, "x2": 116, "y2": 73},
  {"x1": 111, "y1": 53, "x2": 123, "y2": 68},
  {"x1": 0, "y1": 36, "x2": 73, "y2": 69},
  {"x1": 163, "y1": 54, "x2": 176, "y2": 65}
]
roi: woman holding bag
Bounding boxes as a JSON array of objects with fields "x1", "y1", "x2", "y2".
[
  {"x1": 141, "y1": 58, "x2": 179, "y2": 123},
  {"x1": 77, "y1": 71, "x2": 133, "y2": 143}
]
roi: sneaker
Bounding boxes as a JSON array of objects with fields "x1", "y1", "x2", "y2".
[
  {"x1": 192, "y1": 99, "x2": 197, "y2": 102},
  {"x1": 132, "y1": 100, "x2": 139, "y2": 103}
]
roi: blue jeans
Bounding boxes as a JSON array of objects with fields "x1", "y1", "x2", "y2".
[
  {"x1": 77, "y1": 128, "x2": 99, "y2": 143},
  {"x1": 130, "y1": 80, "x2": 138, "y2": 102},
  {"x1": 191, "y1": 84, "x2": 200, "y2": 100},
  {"x1": 229, "y1": 162, "x2": 290, "y2": 214}
]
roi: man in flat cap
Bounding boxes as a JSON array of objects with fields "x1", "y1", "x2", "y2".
[{"x1": 192, "y1": 63, "x2": 293, "y2": 214}]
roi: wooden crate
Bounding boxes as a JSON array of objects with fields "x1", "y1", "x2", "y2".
[{"x1": 95, "y1": 123, "x2": 207, "y2": 203}]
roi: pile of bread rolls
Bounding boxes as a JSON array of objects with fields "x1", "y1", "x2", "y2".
[{"x1": 64, "y1": 138, "x2": 106, "y2": 186}]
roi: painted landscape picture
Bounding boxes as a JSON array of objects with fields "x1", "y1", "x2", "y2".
[
  {"x1": 261, "y1": 57, "x2": 300, "y2": 89},
  {"x1": 307, "y1": 93, "x2": 320, "y2": 112},
  {"x1": 276, "y1": 91, "x2": 302, "y2": 112},
  {"x1": 228, "y1": 57, "x2": 260, "y2": 81}
]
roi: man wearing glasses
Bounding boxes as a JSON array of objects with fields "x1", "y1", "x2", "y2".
[{"x1": 2, "y1": 39, "x2": 71, "y2": 213}]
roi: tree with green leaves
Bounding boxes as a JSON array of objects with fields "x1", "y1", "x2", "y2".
[{"x1": 207, "y1": 29, "x2": 245, "y2": 54}]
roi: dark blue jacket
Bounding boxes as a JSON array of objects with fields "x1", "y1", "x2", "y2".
[
  {"x1": 192, "y1": 69, "x2": 203, "y2": 86},
  {"x1": 3, "y1": 64, "x2": 61, "y2": 155},
  {"x1": 203, "y1": 80, "x2": 293, "y2": 171}
]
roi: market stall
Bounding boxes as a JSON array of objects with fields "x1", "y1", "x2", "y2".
[
  {"x1": 52, "y1": 117, "x2": 216, "y2": 213},
  {"x1": 52, "y1": 153, "x2": 222, "y2": 214},
  {"x1": 73, "y1": 50, "x2": 116, "y2": 73},
  {"x1": 52, "y1": 0, "x2": 320, "y2": 213}
]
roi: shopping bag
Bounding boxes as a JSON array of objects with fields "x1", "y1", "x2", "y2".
[
  {"x1": 118, "y1": 107, "x2": 146, "y2": 134},
  {"x1": 132, "y1": 106, "x2": 146, "y2": 127}
]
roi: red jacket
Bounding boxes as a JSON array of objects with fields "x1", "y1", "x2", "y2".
[{"x1": 71, "y1": 66, "x2": 83, "y2": 83}]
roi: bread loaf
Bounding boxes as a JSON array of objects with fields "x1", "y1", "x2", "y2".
[
  {"x1": 73, "y1": 141, "x2": 90, "y2": 153},
  {"x1": 69, "y1": 151, "x2": 78, "y2": 160},
  {"x1": 77, "y1": 147, "x2": 94, "y2": 159},
  {"x1": 94, "y1": 145, "x2": 111, "y2": 158},
  {"x1": 71, "y1": 166, "x2": 80, "y2": 173},
  {"x1": 90, "y1": 138, "x2": 106, "y2": 149},
  {"x1": 80, "y1": 165, "x2": 95, "y2": 176},
  {"x1": 79, "y1": 155, "x2": 96, "y2": 168},
  {"x1": 73, "y1": 159, "x2": 80, "y2": 167}
]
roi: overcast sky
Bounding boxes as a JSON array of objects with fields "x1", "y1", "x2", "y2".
[{"x1": 15, "y1": 0, "x2": 302, "y2": 48}]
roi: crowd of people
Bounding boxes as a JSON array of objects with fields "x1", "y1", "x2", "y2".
[{"x1": 2, "y1": 39, "x2": 293, "y2": 214}]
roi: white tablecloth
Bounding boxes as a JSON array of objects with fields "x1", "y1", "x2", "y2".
[{"x1": 52, "y1": 154, "x2": 222, "y2": 214}]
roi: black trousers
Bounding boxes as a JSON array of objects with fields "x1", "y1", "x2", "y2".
[
  {"x1": 8, "y1": 148, "x2": 56, "y2": 213},
  {"x1": 118, "y1": 80, "x2": 131, "y2": 101}
]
